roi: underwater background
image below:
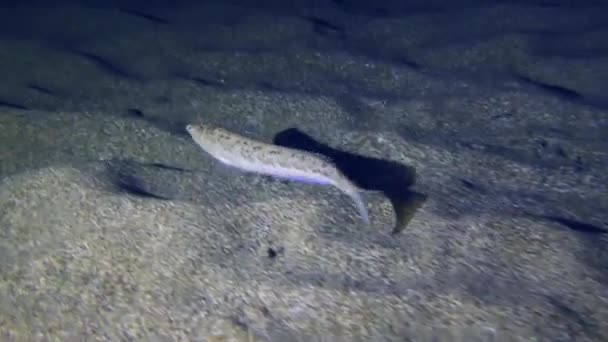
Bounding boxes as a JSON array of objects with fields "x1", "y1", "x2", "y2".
[{"x1": 1, "y1": 0, "x2": 607, "y2": 340}]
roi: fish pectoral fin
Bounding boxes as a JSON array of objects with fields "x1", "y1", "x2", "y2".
[
  {"x1": 211, "y1": 158, "x2": 247, "y2": 176},
  {"x1": 281, "y1": 175, "x2": 332, "y2": 185}
]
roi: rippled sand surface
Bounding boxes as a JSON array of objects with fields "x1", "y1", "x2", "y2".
[{"x1": 1, "y1": 1, "x2": 607, "y2": 340}]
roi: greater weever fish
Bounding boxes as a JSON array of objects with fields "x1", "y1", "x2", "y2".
[{"x1": 186, "y1": 123, "x2": 370, "y2": 224}]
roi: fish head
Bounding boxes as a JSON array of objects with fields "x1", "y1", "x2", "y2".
[
  {"x1": 186, "y1": 123, "x2": 214, "y2": 146},
  {"x1": 188, "y1": 122, "x2": 223, "y2": 138},
  {"x1": 186, "y1": 123, "x2": 208, "y2": 137},
  {"x1": 186, "y1": 123, "x2": 228, "y2": 157}
]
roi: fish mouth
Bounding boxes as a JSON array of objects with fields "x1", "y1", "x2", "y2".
[{"x1": 185, "y1": 124, "x2": 195, "y2": 134}]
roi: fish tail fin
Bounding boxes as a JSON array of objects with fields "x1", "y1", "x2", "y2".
[
  {"x1": 349, "y1": 191, "x2": 370, "y2": 225},
  {"x1": 334, "y1": 178, "x2": 370, "y2": 225}
]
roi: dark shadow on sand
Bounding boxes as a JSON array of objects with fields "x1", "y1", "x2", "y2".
[{"x1": 273, "y1": 128, "x2": 427, "y2": 234}]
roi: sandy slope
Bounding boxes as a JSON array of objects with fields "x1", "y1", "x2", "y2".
[{"x1": 1, "y1": 0, "x2": 607, "y2": 340}]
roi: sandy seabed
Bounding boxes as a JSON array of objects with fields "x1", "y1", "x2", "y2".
[{"x1": 1, "y1": 0, "x2": 607, "y2": 340}]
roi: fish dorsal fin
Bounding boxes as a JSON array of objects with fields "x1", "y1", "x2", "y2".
[{"x1": 306, "y1": 150, "x2": 335, "y2": 164}]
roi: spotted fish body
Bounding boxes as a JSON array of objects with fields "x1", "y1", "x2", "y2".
[{"x1": 186, "y1": 123, "x2": 369, "y2": 224}]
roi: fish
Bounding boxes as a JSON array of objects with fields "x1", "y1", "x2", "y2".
[{"x1": 186, "y1": 123, "x2": 370, "y2": 224}]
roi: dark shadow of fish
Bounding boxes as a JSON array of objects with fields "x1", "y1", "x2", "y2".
[{"x1": 273, "y1": 128, "x2": 427, "y2": 234}]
